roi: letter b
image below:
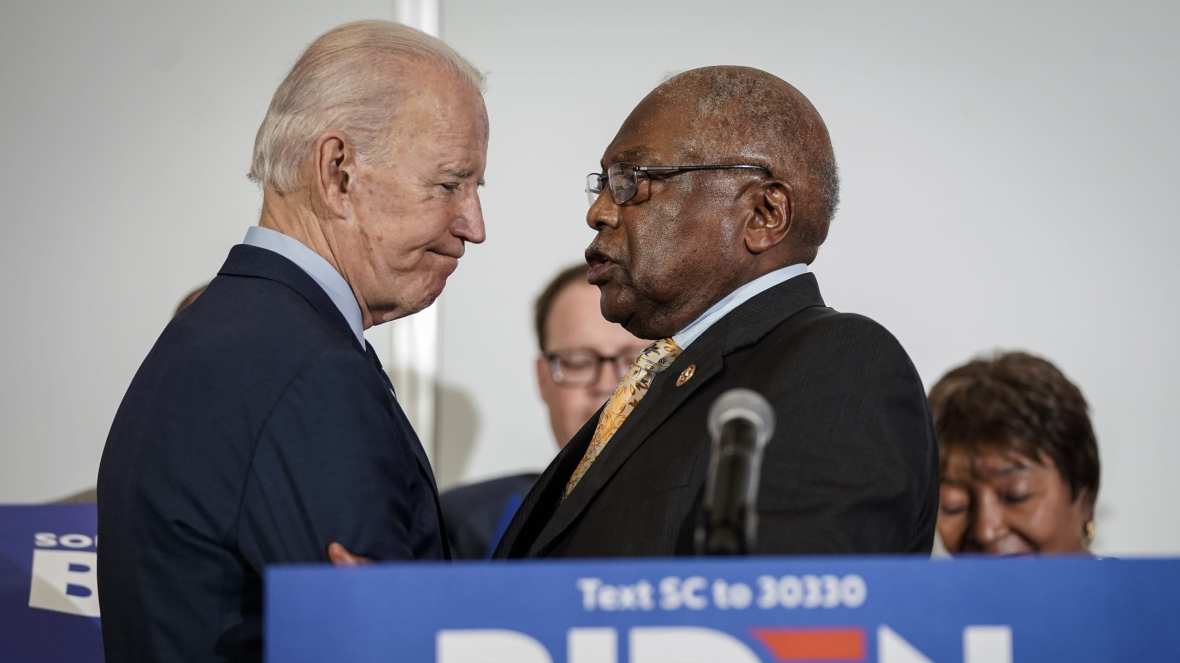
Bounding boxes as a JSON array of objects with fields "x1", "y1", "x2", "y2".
[{"x1": 28, "y1": 549, "x2": 100, "y2": 617}]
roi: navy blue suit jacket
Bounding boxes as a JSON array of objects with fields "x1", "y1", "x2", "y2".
[{"x1": 97, "y1": 244, "x2": 447, "y2": 663}]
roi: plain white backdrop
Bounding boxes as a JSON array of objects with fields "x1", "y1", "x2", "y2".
[
  {"x1": 1, "y1": 1, "x2": 1177, "y2": 555},
  {"x1": 0, "y1": 0, "x2": 393, "y2": 500}
]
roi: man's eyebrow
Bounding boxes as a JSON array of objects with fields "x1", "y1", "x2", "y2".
[
  {"x1": 442, "y1": 167, "x2": 474, "y2": 178},
  {"x1": 603, "y1": 147, "x2": 650, "y2": 167}
]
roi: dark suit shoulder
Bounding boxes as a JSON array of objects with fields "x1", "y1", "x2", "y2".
[
  {"x1": 781, "y1": 308, "x2": 908, "y2": 353},
  {"x1": 756, "y1": 307, "x2": 921, "y2": 384},
  {"x1": 175, "y1": 272, "x2": 354, "y2": 363},
  {"x1": 159, "y1": 275, "x2": 363, "y2": 419},
  {"x1": 441, "y1": 473, "x2": 539, "y2": 559}
]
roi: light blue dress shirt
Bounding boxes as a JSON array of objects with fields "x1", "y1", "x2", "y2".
[
  {"x1": 672, "y1": 263, "x2": 810, "y2": 350},
  {"x1": 242, "y1": 226, "x2": 365, "y2": 347}
]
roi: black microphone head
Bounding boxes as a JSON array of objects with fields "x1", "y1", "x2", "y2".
[{"x1": 707, "y1": 388, "x2": 775, "y2": 449}]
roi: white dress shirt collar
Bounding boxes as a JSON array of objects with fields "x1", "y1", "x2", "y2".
[
  {"x1": 242, "y1": 226, "x2": 365, "y2": 347},
  {"x1": 672, "y1": 263, "x2": 809, "y2": 350}
]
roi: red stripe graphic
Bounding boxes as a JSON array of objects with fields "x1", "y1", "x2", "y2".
[{"x1": 750, "y1": 627, "x2": 866, "y2": 661}]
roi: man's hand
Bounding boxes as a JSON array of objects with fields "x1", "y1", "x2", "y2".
[{"x1": 327, "y1": 542, "x2": 372, "y2": 566}]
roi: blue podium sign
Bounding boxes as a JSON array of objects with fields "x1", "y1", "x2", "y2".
[
  {"x1": 0, "y1": 505, "x2": 102, "y2": 662},
  {"x1": 267, "y1": 556, "x2": 1180, "y2": 663}
]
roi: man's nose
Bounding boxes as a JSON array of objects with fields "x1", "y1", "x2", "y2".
[
  {"x1": 589, "y1": 359, "x2": 621, "y2": 400},
  {"x1": 454, "y1": 190, "x2": 486, "y2": 244},
  {"x1": 586, "y1": 190, "x2": 619, "y2": 231}
]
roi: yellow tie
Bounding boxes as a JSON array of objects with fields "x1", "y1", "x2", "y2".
[{"x1": 564, "y1": 338, "x2": 682, "y2": 497}]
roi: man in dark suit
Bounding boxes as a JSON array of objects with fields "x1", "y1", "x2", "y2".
[
  {"x1": 496, "y1": 66, "x2": 938, "y2": 558},
  {"x1": 97, "y1": 21, "x2": 488, "y2": 662}
]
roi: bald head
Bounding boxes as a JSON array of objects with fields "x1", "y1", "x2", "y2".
[
  {"x1": 587, "y1": 66, "x2": 839, "y2": 338},
  {"x1": 623, "y1": 66, "x2": 838, "y2": 262}
]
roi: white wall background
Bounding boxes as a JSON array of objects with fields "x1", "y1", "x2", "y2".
[
  {"x1": 1, "y1": 1, "x2": 1178, "y2": 556},
  {"x1": 0, "y1": 1, "x2": 396, "y2": 501},
  {"x1": 435, "y1": 0, "x2": 1180, "y2": 556}
]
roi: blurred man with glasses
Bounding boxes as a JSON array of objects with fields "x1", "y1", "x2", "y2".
[
  {"x1": 496, "y1": 66, "x2": 938, "y2": 558},
  {"x1": 440, "y1": 263, "x2": 645, "y2": 558}
]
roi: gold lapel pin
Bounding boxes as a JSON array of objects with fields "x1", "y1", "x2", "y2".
[{"x1": 675, "y1": 364, "x2": 696, "y2": 387}]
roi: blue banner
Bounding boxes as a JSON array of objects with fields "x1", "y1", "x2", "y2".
[
  {"x1": 0, "y1": 505, "x2": 102, "y2": 662},
  {"x1": 268, "y1": 556, "x2": 1180, "y2": 662}
]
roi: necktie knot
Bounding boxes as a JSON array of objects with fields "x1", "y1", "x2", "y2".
[
  {"x1": 635, "y1": 338, "x2": 682, "y2": 374},
  {"x1": 564, "y1": 337, "x2": 682, "y2": 497}
]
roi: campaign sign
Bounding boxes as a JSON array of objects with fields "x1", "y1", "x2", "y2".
[
  {"x1": 0, "y1": 505, "x2": 103, "y2": 662},
  {"x1": 268, "y1": 556, "x2": 1179, "y2": 662}
]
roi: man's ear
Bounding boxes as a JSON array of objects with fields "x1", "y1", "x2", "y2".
[
  {"x1": 313, "y1": 131, "x2": 353, "y2": 218},
  {"x1": 535, "y1": 355, "x2": 555, "y2": 401},
  {"x1": 743, "y1": 180, "x2": 794, "y2": 254}
]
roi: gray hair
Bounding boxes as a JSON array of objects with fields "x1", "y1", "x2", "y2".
[{"x1": 248, "y1": 20, "x2": 484, "y2": 192}]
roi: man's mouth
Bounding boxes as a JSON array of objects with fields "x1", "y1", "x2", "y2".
[
  {"x1": 426, "y1": 247, "x2": 464, "y2": 277},
  {"x1": 585, "y1": 247, "x2": 616, "y2": 284},
  {"x1": 429, "y1": 245, "x2": 465, "y2": 261}
]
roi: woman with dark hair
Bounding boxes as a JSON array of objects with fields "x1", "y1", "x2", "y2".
[{"x1": 929, "y1": 351, "x2": 1100, "y2": 555}]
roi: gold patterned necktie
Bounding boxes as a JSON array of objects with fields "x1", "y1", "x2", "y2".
[{"x1": 564, "y1": 338, "x2": 682, "y2": 497}]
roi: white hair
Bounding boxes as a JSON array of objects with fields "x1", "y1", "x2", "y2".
[{"x1": 248, "y1": 20, "x2": 484, "y2": 192}]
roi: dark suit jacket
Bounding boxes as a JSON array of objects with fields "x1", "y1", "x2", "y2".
[
  {"x1": 440, "y1": 472, "x2": 539, "y2": 559},
  {"x1": 495, "y1": 273, "x2": 938, "y2": 558},
  {"x1": 97, "y1": 244, "x2": 447, "y2": 663}
]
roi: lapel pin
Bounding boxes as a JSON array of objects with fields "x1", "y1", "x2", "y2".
[{"x1": 675, "y1": 364, "x2": 696, "y2": 387}]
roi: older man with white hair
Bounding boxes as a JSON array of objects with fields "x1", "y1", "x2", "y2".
[{"x1": 96, "y1": 21, "x2": 487, "y2": 662}]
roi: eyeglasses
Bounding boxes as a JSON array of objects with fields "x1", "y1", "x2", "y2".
[
  {"x1": 543, "y1": 347, "x2": 647, "y2": 387},
  {"x1": 586, "y1": 162, "x2": 770, "y2": 205}
]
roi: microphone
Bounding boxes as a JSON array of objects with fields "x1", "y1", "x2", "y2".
[{"x1": 695, "y1": 388, "x2": 775, "y2": 556}]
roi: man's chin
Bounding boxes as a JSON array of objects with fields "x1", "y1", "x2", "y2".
[
  {"x1": 413, "y1": 290, "x2": 442, "y2": 314},
  {"x1": 414, "y1": 273, "x2": 450, "y2": 310},
  {"x1": 370, "y1": 282, "x2": 445, "y2": 323},
  {"x1": 597, "y1": 286, "x2": 631, "y2": 324}
]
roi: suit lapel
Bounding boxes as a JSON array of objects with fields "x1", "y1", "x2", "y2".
[
  {"x1": 363, "y1": 343, "x2": 436, "y2": 491},
  {"x1": 361, "y1": 342, "x2": 451, "y2": 557},
  {"x1": 388, "y1": 394, "x2": 439, "y2": 494},
  {"x1": 527, "y1": 337, "x2": 725, "y2": 556},
  {"x1": 388, "y1": 397, "x2": 451, "y2": 558},
  {"x1": 496, "y1": 416, "x2": 597, "y2": 557},
  {"x1": 525, "y1": 273, "x2": 827, "y2": 556}
]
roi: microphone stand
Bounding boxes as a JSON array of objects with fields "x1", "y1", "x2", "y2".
[{"x1": 696, "y1": 417, "x2": 759, "y2": 556}]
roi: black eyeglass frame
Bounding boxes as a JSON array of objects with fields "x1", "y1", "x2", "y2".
[
  {"x1": 586, "y1": 162, "x2": 771, "y2": 205},
  {"x1": 542, "y1": 348, "x2": 642, "y2": 387}
]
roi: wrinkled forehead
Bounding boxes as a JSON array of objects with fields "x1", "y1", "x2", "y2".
[{"x1": 602, "y1": 91, "x2": 757, "y2": 166}]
